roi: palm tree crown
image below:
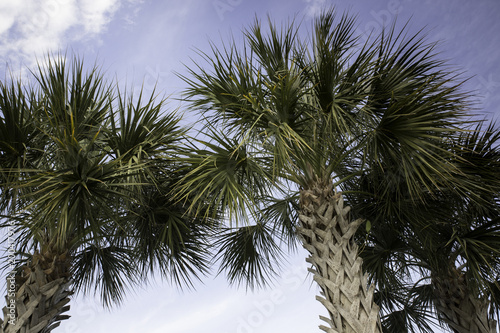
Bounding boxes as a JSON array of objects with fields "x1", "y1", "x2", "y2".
[
  {"x1": 177, "y1": 8, "x2": 496, "y2": 332},
  {"x1": 352, "y1": 121, "x2": 500, "y2": 332},
  {"x1": 0, "y1": 55, "x2": 212, "y2": 332}
]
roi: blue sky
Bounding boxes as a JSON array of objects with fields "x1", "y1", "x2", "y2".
[{"x1": 1, "y1": 0, "x2": 499, "y2": 332}]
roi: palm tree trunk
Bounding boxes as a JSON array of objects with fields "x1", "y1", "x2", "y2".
[
  {"x1": 433, "y1": 268, "x2": 498, "y2": 333},
  {"x1": 298, "y1": 185, "x2": 382, "y2": 333},
  {"x1": 0, "y1": 250, "x2": 72, "y2": 333}
]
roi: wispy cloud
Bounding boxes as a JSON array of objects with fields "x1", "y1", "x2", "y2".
[
  {"x1": 0, "y1": 0, "x2": 144, "y2": 71},
  {"x1": 149, "y1": 296, "x2": 236, "y2": 333},
  {"x1": 304, "y1": 0, "x2": 327, "y2": 18}
]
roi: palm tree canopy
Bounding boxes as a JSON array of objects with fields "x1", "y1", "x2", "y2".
[
  {"x1": 0, "y1": 55, "x2": 212, "y2": 307},
  {"x1": 352, "y1": 121, "x2": 500, "y2": 331},
  {"x1": 176, "y1": 7, "x2": 479, "y2": 282}
]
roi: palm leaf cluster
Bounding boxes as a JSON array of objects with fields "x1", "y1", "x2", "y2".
[
  {"x1": 0, "y1": 56, "x2": 212, "y2": 310},
  {"x1": 351, "y1": 121, "x2": 500, "y2": 332}
]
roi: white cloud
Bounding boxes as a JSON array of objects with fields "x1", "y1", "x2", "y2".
[
  {"x1": 79, "y1": 0, "x2": 120, "y2": 34},
  {"x1": 122, "y1": 0, "x2": 145, "y2": 26},
  {"x1": 0, "y1": 0, "x2": 142, "y2": 71},
  {"x1": 0, "y1": 1, "x2": 24, "y2": 35},
  {"x1": 304, "y1": 0, "x2": 326, "y2": 18}
]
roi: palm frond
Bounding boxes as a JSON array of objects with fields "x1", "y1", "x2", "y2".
[
  {"x1": 174, "y1": 129, "x2": 275, "y2": 222},
  {"x1": 213, "y1": 221, "x2": 285, "y2": 290}
]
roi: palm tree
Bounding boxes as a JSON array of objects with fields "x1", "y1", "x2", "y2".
[
  {"x1": 0, "y1": 56, "x2": 211, "y2": 332},
  {"x1": 176, "y1": 8, "x2": 479, "y2": 333},
  {"x1": 352, "y1": 122, "x2": 500, "y2": 332}
]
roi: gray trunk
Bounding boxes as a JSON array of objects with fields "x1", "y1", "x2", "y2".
[
  {"x1": 433, "y1": 269, "x2": 498, "y2": 333},
  {"x1": 298, "y1": 187, "x2": 382, "y2": 333},
  {"x1": 0, "y1": 251, "x2": 72, "y2": 333}
]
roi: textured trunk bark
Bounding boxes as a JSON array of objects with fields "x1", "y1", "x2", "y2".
[
  {"x1": 298, "y1": 185, "x2": 382, "y2": 333},
  {"x1": 0, "y1": 250, "x2": 72, "y2": 333},
  {"x1": 433, "y1": 268, "x2": 498, "y2": 333}
]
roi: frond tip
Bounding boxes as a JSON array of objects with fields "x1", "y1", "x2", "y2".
[{"x1": 214, "y1": 222, "x2": 286, "y2": 290}]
